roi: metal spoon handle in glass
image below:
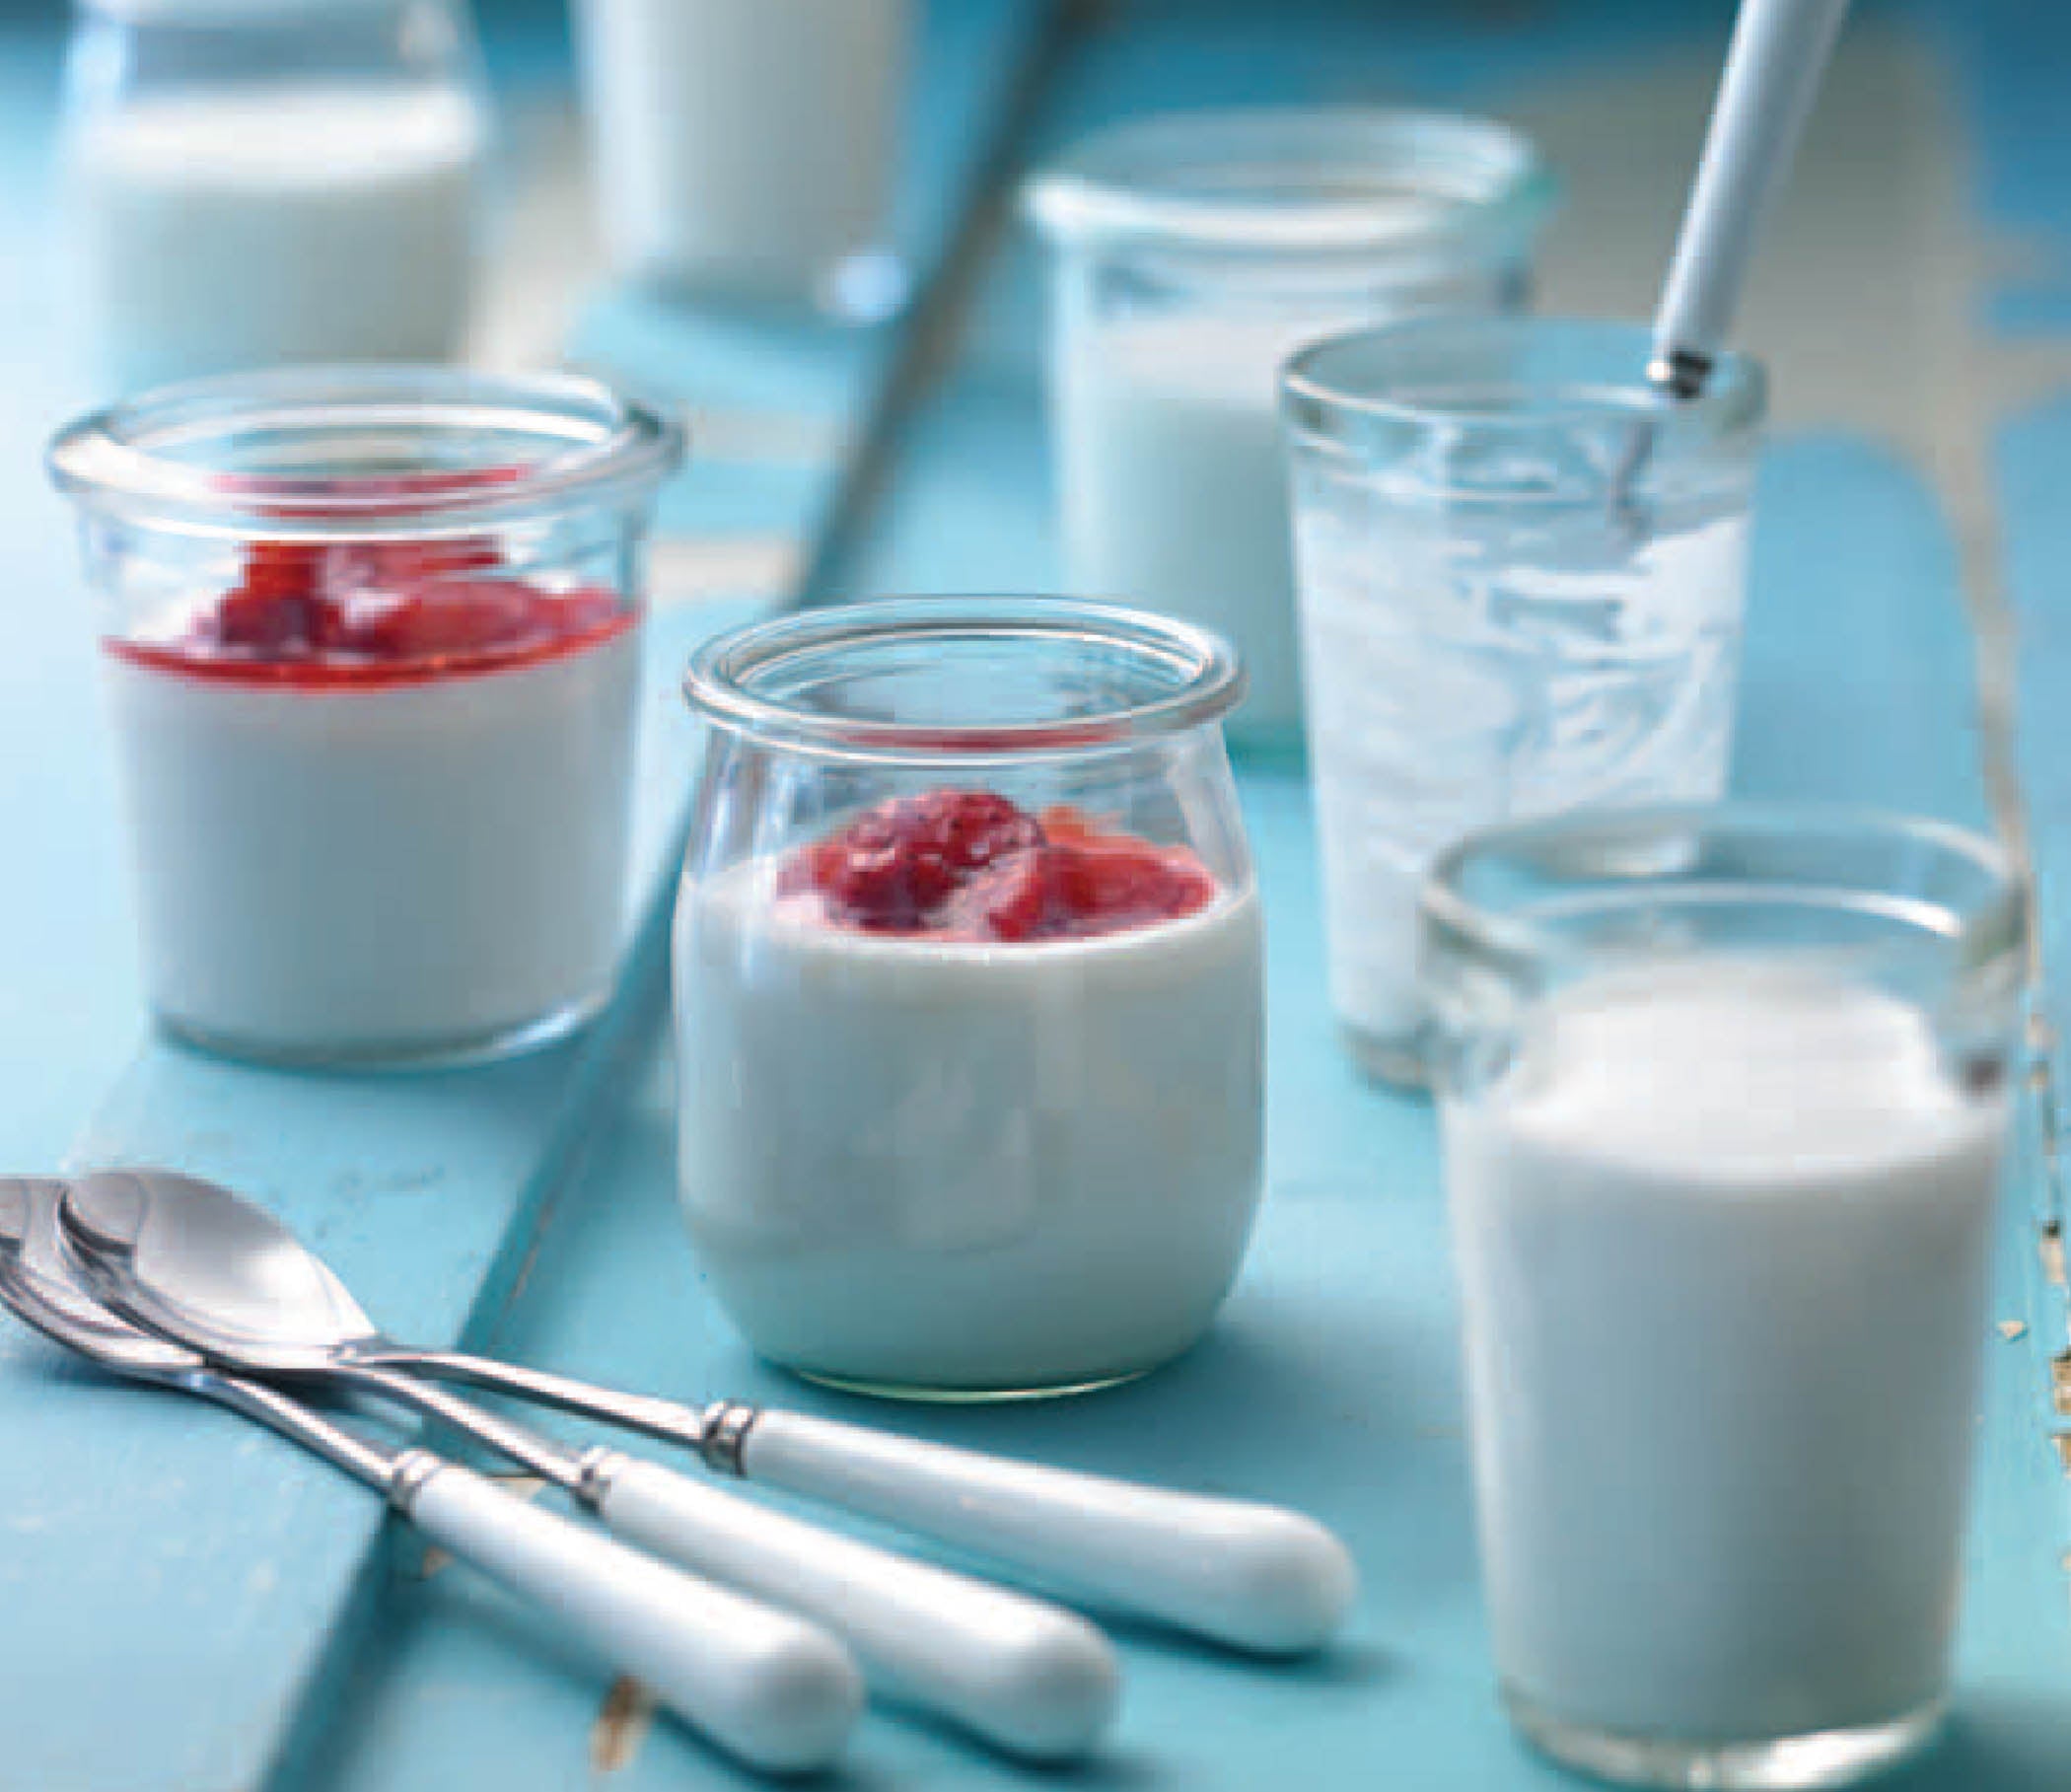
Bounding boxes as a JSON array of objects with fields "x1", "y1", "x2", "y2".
[
  {"x1": 54, "y1": 1175, "x2": 1119, "y2": 1759},
  {"x1": 1649, "y1": 0, "x2": 1852, "y2": 391},
  {"x1": 61, "y1": 1166, "x2": 1355, "y2": 1655},
  {"x1": 0, "y1": 1182, "x2": 861, "y2": 1776},
  {"x1": 1612, "y1": 0, "x2": 1852, "y2": 515}
]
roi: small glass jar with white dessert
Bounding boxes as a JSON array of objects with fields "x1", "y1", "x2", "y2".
[
  {"x1": 60, "y1": 0, "x2": 490, "y2": 392},
  {"x1": 676, "y1": 598, "x2": 1264, "y2": 1399},
  {"x1": 1422, "y1": 803, "x2": 2026, "y2": 1789},
  {"x1": 49, "y1": 365, "x2": 683, "y2": 1068},
  {"x1": 1025, "y1": 108, "x2": 1553, "y2": 754}
]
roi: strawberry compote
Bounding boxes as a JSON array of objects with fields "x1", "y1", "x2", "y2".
[
  {"x1": 100, "y1": 534, "x2": 642, "y2": 1063},
  {"x1": 110, "y1": 538, "x2": 632, "y2": 686},
  {"x1": 778, "y1": 790, "x2": 1217, "y2": 943}
]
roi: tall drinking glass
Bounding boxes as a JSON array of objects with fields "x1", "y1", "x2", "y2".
[
  {"x1": 1283, "y1": 317, "x2": 1764, "y2": 1082},
  {"x1": 1027, "y1": 108, "x2": 1552, "y2": 754},
  {"x1": 1423, "y1": 803, "x2": 2026, "y2": 1789}
]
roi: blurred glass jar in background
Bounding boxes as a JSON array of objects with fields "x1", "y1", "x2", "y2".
[
  {"x1": 574, "y1": 0, "x2": 911, "y2": 321},
  {"x1": 60, "y1": 0, "x2": 490, "y2": 394},
  {"x1": 1026, "y1": 108, "x2": 1553, "y2": 755}
]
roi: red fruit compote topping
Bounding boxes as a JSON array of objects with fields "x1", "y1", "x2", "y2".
[
  {"x1": 107, "y1": 535, "x2": 630, "y2": 688},
  {"x1": 780, "y1": 790, "x2": 1219, "y2": 942}
]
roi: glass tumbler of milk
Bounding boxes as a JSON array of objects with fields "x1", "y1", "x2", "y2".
[
  {"x1": 60, "y1": 0, "x2": 490, "y2": 394},
  {"x1": 574, "y1": 0, "x2": 912, "y2": 319},
  {"x1": 1423, "y1": 803, "x2": 2027, "y2": 1790},
  {"x1": 1283, "y1": 317, "x2": 1765, "y2": 1083},
  {"x1": 1025, "y1": 108, "x2": 1553, "y2": 755}
]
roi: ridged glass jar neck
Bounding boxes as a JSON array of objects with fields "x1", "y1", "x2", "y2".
[
  {"x1": 49, "y1": 366, "x2": 683, "y2": 541},
  {"x1": 682, "y1": 598, "x2": 1247, "y2": 764}
]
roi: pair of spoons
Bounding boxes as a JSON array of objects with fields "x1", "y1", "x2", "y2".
[
  {"x1": 4, "y1": 1170, "x2": 1356, "y2": 1767},
  {"x1": 0, "y1": 1178, "x2": 861, "y2": 1772}
]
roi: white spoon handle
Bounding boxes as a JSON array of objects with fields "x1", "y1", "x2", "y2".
[
  {"x1": 397, "y1": 1460, "x2": 863, "y2": 1774},
  {"x1": 592, "y1": 1455, "x2": 1119, "y2": 1759},
  {"x1": 735, "y1": 1410, "x2": 1358, "y2": 1655},
  {"x1": 1653, "y1": 0, "x2": 1853, "y2": 374}
]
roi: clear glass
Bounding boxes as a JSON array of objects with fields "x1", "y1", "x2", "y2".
[
  {"x1": 675, "y1": 598, "x2": 1264, "y2": 1398},
  {"x1": 60, "y1": 0, "x2": 490, "y2": 392},
  {"x1": 1026, "y1": 108, "x2": 1553, "y2": 754},
  {"x1": 574, "y1": 0, "x2": 911, "y2": 321},
  {"x1": 1422, "y1": 803, "x2": 2027, "y2": 1790},
  {"x1": 1283, "y1": 316, "x2": 1766, "y2": 1083},
  {"x1": 48, "y1": 366, "x2": 684, "y2": 1068}
]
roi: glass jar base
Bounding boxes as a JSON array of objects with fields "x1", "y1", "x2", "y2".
[
  {"x1": 783, "y1": 1362, "x2": 1158, "y2": 1404},
  {"x1": 1505, "y1": 1686, "x2": 1947, "y2": 1791},
  {"x1": 154, "y1": 990, "x2": 608, "y2": 1073}
]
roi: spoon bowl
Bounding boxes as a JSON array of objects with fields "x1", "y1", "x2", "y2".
[
  {"x1": 61, "y1": 1168, "x2": 389, "y2": 1369},
  {"x1": 0, "y1": 1178, "x2": 204, "y2": 1379}
]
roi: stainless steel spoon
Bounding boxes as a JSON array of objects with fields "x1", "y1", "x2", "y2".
[
  {"x1": 0, "y1": 1179, "x2": 861, "y2": 1775},
  {"x1": 49, "y1": 1170, "x2": 1119, "y2": 1759},
  {"x1": 60, "y1": 1167, "x2": 1357, "y2": 1655}
]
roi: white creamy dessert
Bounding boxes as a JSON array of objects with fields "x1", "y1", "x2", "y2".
[
  {"x1": 1293, "y1": 497, "x2": 1749, "y2": 1062},
  {"x1": 69, "y1": 83, "x2": 483, "y2": 389},
  {"x1": 1443, "y1": 961, "x2": 2005, "y2": 1746},
  {"x1": 1054, "y1": 313, "x2": 1348, "y2": 751},
  {"x1": 576, "y1": 0, "x2": 908, "y2": 306},
  {"x1": 107, "y1": 592, "x2": 639, "y2": 1064},
  {"x1": 674, "y1": 814, "x2": 1265, "y2": 1396}
]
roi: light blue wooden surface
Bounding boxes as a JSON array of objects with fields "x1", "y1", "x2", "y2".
[
  {"x1": 1, "y1": 1, "x2": 2068, "y2": 1788},
  {"x1": 0, "y1": 3, "x2": 1051, "y2": 1786}
]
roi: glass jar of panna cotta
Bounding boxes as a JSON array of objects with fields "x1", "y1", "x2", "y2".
[
  {"x1": 1422, "y1": 804, "x2": 2027, "y2": 1790},
  {"x1": 1025, "y1": 108, "x2": 1553, "y2": 754},
  {"x1": 676, "y1": 599, "x2": 1264, "y2": 1398},
  {"x1": 49, "y1": 366, "x2": 683, "y2": 1067},
  {"x1": 60, "y1": 0, "x2": 490, "y2": 392}
]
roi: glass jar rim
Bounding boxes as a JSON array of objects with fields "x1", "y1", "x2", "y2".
[
  {"x1": 683, "y1": 597, "x2": 1247, "y2": 761},
  {"x1": 47, "y1": 365, "x2": 683, "y2": 540},
  {"x1": 1283, "y1": 315, "x2": 1765, "y2": 442},
  {"x1": 1023, "y1": 106, "x2": 1553, "y2": 258},
  {"x1": 1421, "y1": 801, "x2": 2027, "y2": 990}
]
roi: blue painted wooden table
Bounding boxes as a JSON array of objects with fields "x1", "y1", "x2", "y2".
[{"x1": 2, "y1": 2, "x2": 2068, "y2": 1786}]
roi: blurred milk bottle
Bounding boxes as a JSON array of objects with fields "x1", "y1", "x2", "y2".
[
  {"x1": 574, "y1": 0, "x2": 911, "y2": 319},
  {"x1": 61, "y1": 0, "x2": 490, "y2": 393}
]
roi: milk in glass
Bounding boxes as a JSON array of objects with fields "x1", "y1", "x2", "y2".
[{"x1": 1446, "y1": 963, "x2": 2005, "y2": 1763}]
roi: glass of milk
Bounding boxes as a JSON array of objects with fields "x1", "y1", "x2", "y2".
[
  {"x1": 60, "y1": 0, "x2": 491, "y2": 394},
  {"x1": 574, "y1": 0, "x2": 912, "y2": 320},
  {"x1": 1422, "y1": 802, "x2": 2027, "y2": 1789},
  {"x1": 1025, "y1": 108, "x2": 1553, "y2": 756},
  {"x1": 1282, "y1": 317, "x2": 1765, "y2": 1083}
]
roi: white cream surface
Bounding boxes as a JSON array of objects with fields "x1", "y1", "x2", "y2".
[
  {"x1": 106, "y1": 630, "x2": 639, "y2": 1062},
  {"x1": 70, "y1": 84, "x2": 483, "y2": 389},
  {"x1": 674, "y1": 862, "x2": 1265, "y2": 1394},
  {"x1": 1053, "y1": 312, "x2": 1349, "y2": 750},
  {"x1": 576, "y1": 0, "x2": 907, "y2": 299},
  {"x1": 1443, "y1": 962, "x2": 2006, "y2": 1743}
]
